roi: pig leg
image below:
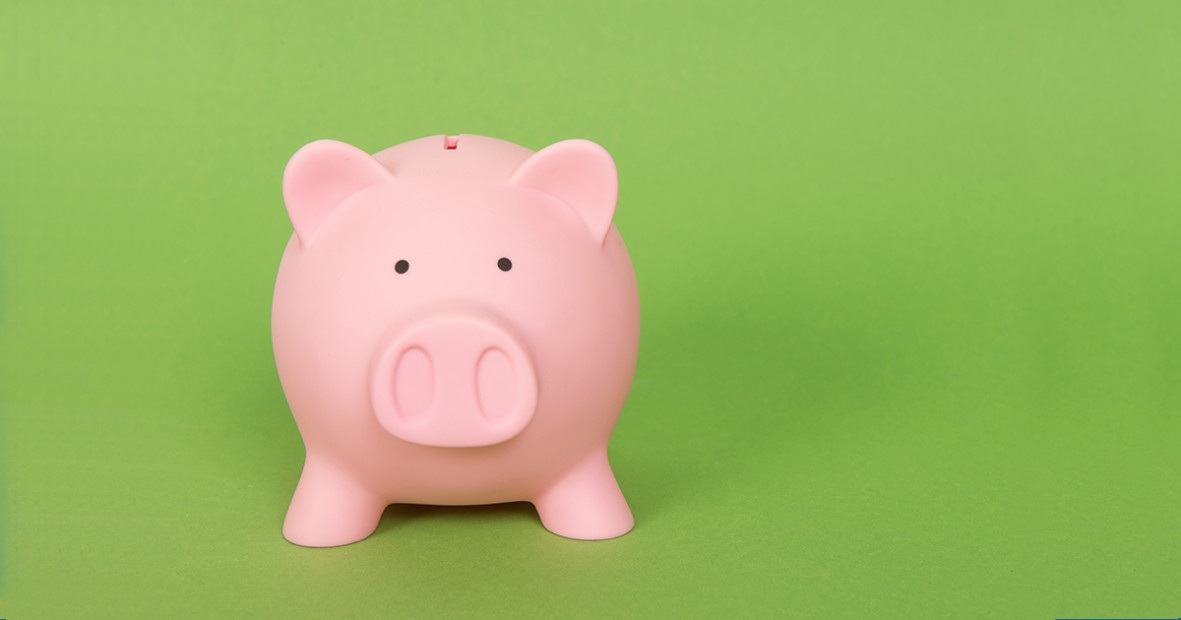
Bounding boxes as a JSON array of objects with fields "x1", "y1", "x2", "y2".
[
  {"x1": 283, "y1": 457, "x2": 387, "y2": 547},
  {"x1": 532, "y1": 448, "x2": 634, "y2": 540}
]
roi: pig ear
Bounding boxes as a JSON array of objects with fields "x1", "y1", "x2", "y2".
[
  {"x1": 510, "y1": 139, "x2": 618, "y2": 244},
  {"x1": 282, "y1": 139, "x2": 394, "y2": 245}
]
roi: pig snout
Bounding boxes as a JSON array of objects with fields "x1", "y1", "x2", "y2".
[{"x1": 370, "y1": 314, "x2": 538, "y2": 447}]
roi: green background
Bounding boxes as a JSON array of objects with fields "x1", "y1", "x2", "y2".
[{"x1": 3, "y1": 1, "x2": 1179, "y2": 617}]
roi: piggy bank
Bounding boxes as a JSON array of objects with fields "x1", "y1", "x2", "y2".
[{"x1": 271, "y1": 134, "x2": 640, "y2": 546}]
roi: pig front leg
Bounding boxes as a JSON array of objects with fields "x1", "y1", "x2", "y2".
[
  {"x1": 532, "y1": 448, "x2": 633, "y2": 540},
  {"x1": 283, "y1": 457, "x2": 387, "y2": 547}
]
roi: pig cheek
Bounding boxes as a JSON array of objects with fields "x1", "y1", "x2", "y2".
[
  {"x1": 283, "y1": 263, "x2": 409, "y2": 443},
  {"x1": 513, "y1": 260, "x2": 627, "y2": 427}
]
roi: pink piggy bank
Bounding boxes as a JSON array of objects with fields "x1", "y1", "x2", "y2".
[{"x1": 272, "y1": 134, "x2": 640, "y2": 546}]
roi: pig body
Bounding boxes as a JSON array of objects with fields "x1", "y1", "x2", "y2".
[{"x1": 272, "y1": 134, "x2": 640, "y2": 547}]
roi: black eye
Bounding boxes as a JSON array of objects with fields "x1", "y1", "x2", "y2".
[
  {"x1": 497, "y1": 257, "x2": 512, "y2": 272},
  {"x1": 394, "y1": 259, "x2": 409, "y2": 274}
]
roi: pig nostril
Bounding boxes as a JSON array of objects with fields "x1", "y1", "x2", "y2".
[
  {"x1": 394, "y1": 347, "x2": 433, "y2": 419},
  {"x1": 497, "y1": 257, "x2": 512, "y2": 272},
  {"x1": 476, "y1": 348, "x2": 515, "y2": 422},
  {"x1": 394, "y1": 259, "x2": 409, "y2": 274}
]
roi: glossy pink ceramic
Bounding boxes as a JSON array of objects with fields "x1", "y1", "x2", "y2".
[{"x1": 272, "y1": 134, "x2": 640, "y2": 546}]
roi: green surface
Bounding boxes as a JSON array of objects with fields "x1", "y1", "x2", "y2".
[{"x1": 4, "y1": 1, "x2": 1180, "y2": 617}]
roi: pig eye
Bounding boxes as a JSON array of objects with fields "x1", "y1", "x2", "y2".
[
  {"x1": 394, "y1": 259, "x2": 410, "y2": 274},
  {"x1": 497, "y1": 257, "x2": 512, "y2": 272}
]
